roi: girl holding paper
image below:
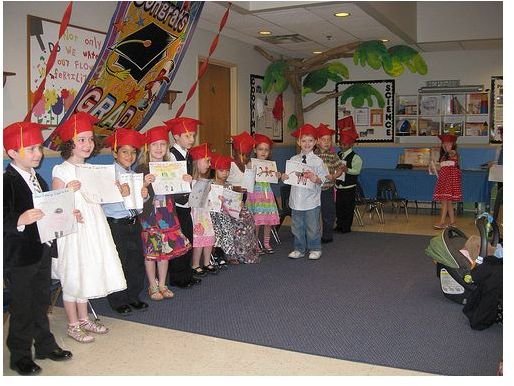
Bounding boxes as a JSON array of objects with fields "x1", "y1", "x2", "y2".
[
  {"x1": 51, "y1": 112, "x2": 127, "y2": 343},
  {"x1": 136, "y1": 125, "x2": 191, "y2": 301},
  {"x1": 432, "y1": 134, "x2": 462, "y2": 229}
]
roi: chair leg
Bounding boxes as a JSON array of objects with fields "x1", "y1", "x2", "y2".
[
  {"x1": 271, "y1": 226, "x2": 281, "y2": 244},
  {"x1": 48, "y1": 286, "x2": 62, "y2": 314},
  {"x1": 354, "y1": 207, "x2": 364, "y2": 226},
  {"x1": 88, "y1": 301, "x2": 99, "y2": 321}
]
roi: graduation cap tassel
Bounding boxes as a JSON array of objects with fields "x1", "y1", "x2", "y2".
[
  {"x1": 24, "y1": 2, "x2": 73, "y2": 122},
  {"x1": 175, "y1": 3, "x2": 231, "y2": 118}
]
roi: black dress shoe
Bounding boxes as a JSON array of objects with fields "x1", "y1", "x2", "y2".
[
  {"x1": 170, "y1": 281, "x2": 192, "y2": 288},
  {"x1": 129, "y1": 300, "x2": 149, "y2": 311},
  {"x1": 35, "y1": 347, "x2": 73, "y2": 362},
  {"x1": 10, "y1": 357, "x2": 42, "y2": 376},
  {"x1": 190, "y1": 277, "x2": 202, "y2": 285},
  {"x1": 321, "y1": 238, "x2": 333, "y2": 244},
  {"x1": 114, "y1": 304, "x2": 132, "y2": 315}
]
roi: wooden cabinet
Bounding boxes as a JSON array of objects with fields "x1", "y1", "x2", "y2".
[{"x1": 395, "y1": 91, "x2": 490, "y2": 140}]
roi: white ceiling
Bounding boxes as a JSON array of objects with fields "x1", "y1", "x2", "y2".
[{"x1": 197, "y1": 1, "x2": 503, "y2": 58}]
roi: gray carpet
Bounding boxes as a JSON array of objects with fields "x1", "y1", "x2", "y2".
[{"x1": 89, "y1": 230, "x2": 502, "y2": 375}]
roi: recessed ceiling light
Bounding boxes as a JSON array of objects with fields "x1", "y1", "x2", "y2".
[
  {"x1": 334, "y1": 12, "x2": 350, "y2": 17},
  {"x1": 381, "y1": 39, "x2": 389, "y2": 42},
  {"x1": 313, "y1": 51, "x2": 323, "y2": 54},
  {"x1": 259, "y1": 31, "x2": 272, "y2": 36}
]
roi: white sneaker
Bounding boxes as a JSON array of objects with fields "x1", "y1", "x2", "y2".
[
  {"x1": 308, "y1": 250, "x2": 322, "y2": 260},
  {"x1": 288, "y1": 250, "x2": 305, "y2": 259}
]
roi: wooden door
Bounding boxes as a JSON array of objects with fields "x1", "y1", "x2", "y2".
[{"x1": 198, "y1": 61, "x2": 231, "y2": 155}]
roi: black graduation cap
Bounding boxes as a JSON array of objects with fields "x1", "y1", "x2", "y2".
[{"x1": 111, "y1": 22, "x2": 176, "y2": 82}]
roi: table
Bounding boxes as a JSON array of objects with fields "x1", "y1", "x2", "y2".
[{"x1": 359, "y1": 168, "x2": 491, "y2": 204}]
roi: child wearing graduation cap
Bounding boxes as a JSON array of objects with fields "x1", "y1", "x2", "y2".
[
  {"x1": 51, "y1": 112, "x2": 127, "y2": 343},
  {"x1": 164, "y1": 117, "x2": 202, "y2": 287},
  {"x1": 189, "y1": 143, "x2": 217, "y2": 275},
  {"x1": 281, "y1": 124, "x2": 329, "y2": 260},
  {"x1": 136, "y1": 125, "x2": 192, "y2": 300},
  {"x1": 432, "y1": 134, "x2": 462, "y2": 229},
  {"x1": 246, "y1": 133, "x2": 280, "y2": 254},
  {"x1": 101, "y1": 128, "x2": 149, "y2": 315},
  {"x1": 210, "y1": 153, "x2": 261, "y2": 264},
  {"x1": 314, "y1": 123, "x2": 344, "y2": 243},
  {"x1": 228, "y1": 131, "x2": 255, "y2": 190},
  {"x1": 4, "y1": 122, "x2": 74, "y2": 375},
  {"x1": 334, "y1": 119, "x2": 362, "y2": 234}
]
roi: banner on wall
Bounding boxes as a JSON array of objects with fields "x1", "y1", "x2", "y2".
[{"x1": 44, "y1": 1, "x2": 204, "y2": 149}]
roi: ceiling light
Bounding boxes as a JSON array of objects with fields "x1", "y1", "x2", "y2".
[
  {"x1": 334, "y1": 12, "x2": 350, "y2": 17},
  {"x1": 381, "y1": 39, "x2": 389, "y2": 42},
  {"x1": 313, "y1": 51, "x2": 323, "y2": 54},
  {"x1": 259, "y1": 31, "x2": 272, "y2": 36}
]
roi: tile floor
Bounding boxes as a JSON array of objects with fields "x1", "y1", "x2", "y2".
[{"x1": 3, "y1": 209, "x2": 484, "y2": 376}]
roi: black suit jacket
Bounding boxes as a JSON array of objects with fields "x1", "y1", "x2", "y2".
[{"x1": 3, "y1": 164, "x2": 54, "y2": 268}]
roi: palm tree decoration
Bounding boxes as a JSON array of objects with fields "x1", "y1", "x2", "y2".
[{"x1": 256, "y1": 40, "x2": 427, "y2": 130}]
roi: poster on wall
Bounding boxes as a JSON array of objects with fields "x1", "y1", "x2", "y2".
[
  {"x1": 490, "y1": 76, "x2": 502, "y2": 143},
  {"x1": 250, "y1": 74, "x2": 283, "y2": 142},
  {"x1": 335, "y1": 80, "x2": 395, "y2": 143},
  {"x1": 28, "y1": 15, "x2": 106, "y2": 126}
]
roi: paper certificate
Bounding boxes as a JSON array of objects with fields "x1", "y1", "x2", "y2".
[
  {"x1": 188, "y1": 179, "x2": 212, "y2": 208},
  {"x1": 75, "y1": 164, "x2": 123, "y2": 204},
  {"x1": 242, "y1": 168, "x2": 256, "y2": 193},
  {"x1": 119, "y1": 173, "x2": 144, "y2": 210},
  {"x1": 208, "y1": 184, "x2": 224, "y2": 212},
  {"x1": 33, "y1": 188, "x2": 76, "y2": 243},
  {"x1": 149, "y1": 161, "x2": 191, "y2": 195},
  {"x1": 222, "y1": 188, "x2": 243, "y2": 218},
  {"x1": 488, "y1": 164, "x2": 503, "y2": 182},
  {"x1": 251, "y1": 158, "x2": 278, "y2": 183},
  {"x1": 284, "y1": 160, "x2": 315, "y2": 190}
]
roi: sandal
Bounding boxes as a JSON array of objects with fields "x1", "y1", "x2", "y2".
[
  {"x1": 263, "y1": 247, "x2": 275, "y2": 254},
  {"x1": 204, "y1": 264, "x2": 218, "y2": 274},
  {"x1": 149, "y1": 284, "x2": 164, "y2": 301},
  {"x1": 67, "y1": 324, "x2": 94, "y2": 343},
  {"x1": 79, "y1": 318, "x2": 109, "y2": 334},
  {"x1": 192, "y1": 266, "x2": 206, "y2": 277},
  {"x1": 159, "y1": 285, "x2": 174, "y2": 299}
]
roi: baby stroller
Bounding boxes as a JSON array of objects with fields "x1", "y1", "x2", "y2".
[{"x1": 425, "y1": 214, "x2": 500, "y2": 305}]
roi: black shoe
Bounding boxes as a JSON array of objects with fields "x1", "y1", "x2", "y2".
[
  {"x1": 333, "y1": 227, "x2": 344, "y2": 233},
  {"x1": 10, "y1": 357, "x2": 42, "y2": 376},
  {"x1": 321, "y1": 238, "x2": 333, "y2": 244},
  {"x1": 114, "y1": 304, "x2": 132, "y2": 316},
  {"x1": 35, "y1": 347, "x2": 72, "y2": 362},
  {"x1": 129, "y1": 300, "x2": 149, "y2": 311},
  {"x1": 170, "y1": 281, "x2": 193, "y2": 288},
  {"x1": 204, "y1": 264, "x2": 218, "y2": 274},
  {"x1": 190, "y1": 277, "x2": 202, "y2": 285},
  {"x1": 192, "y1": 266, "x2": 207, "y2": 277}
]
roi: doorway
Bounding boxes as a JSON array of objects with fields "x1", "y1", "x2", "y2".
[{"x1": 198, "y1": 60, "x2": 233, "y2": 156}]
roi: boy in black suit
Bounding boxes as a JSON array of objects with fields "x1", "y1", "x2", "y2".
[{"x1": 3, "y1": 122, "x2": 73, "y2": 375}]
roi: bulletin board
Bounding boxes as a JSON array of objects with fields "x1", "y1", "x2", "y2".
[
  {"x1": 335, "y1": 79, "x2": 395, "y2": 143},
  {"x1": 27, "y1": 15, "x2": 106, "y2": 125},
  {"x1": 250, "y1": 74, "x2": 283, "y2": 142}
]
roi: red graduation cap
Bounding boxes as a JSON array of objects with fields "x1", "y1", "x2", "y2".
[
  {"x1": 339, "y1": 129, "x2": 359, "y2": 145},
  {"x1": 291, "y1": 124, "x2": 318, "y2": 139},
  {"x1": 104, "y1": 128, "x2": 146, "y2": 150},
  {"x1": 210, "y1": 153, "x2": 233, "y2": 170},
  {"x1": 337, "y1": 116, "x2": 359, "y2": 144},
  {"x1": 189, "y1": 143, "x2": 213, "y2": 161},
  {"x1": 438, "y1": 134, "x2": 458, "y2": 143},
  {"x1": 316, "y1": 123, "x2": 336, "y2": 138},
  {"x1": 144, "y1": 125, "x2": 170, "y2": 144},
  {"x1": 231, "y1": 131, "x2": 255, "y2": 154},
  {"x1": 253, "y1": 133, "x2": 273, "y2": 148},
  {"x1": 54, "y1": 112, "x2": 99, "y2": 142},
  {"x1": 165, "y1": 117, "x2": 202, "y2": 136},
  {"x1": 3, "y1": 122, "x2": 46, "y2": 152}
]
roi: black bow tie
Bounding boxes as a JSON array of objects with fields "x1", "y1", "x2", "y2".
[{"x1": 301, "y1": 155, "x2": 307, "y2": 164}]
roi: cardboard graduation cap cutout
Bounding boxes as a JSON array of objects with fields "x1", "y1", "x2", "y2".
[
  {"x1": 3, "y1": 122, "x2": 46, "y2": 153},
  {"x1": 438, "y1": 134, "x2": 458, "y2": 144},
  {"x1": 210, "y1": 153, "x2": 233, "y2": 171},
  {"x1": 104, "y1": 128, "x2": 146, "y2": 150},
  {"x1": 165, "y1": 117, "x2": 201, "y2": 136},
  {"x1": 54, "y1": 112, "x2": 99, "y2": 143},
  {"x1": 110, "y1": 22, "x2": 176, "y2": 83},
  {"x1": 189, "y1": 143, "x2": 213, "y2": 161},
  {"x1": 253, "y1": 133, "x2": 273, "y2": 148},
  {"x1": 291, "y1": 124, "x2": 318, "y2": 139},
  {"x1": 316, "y1": 123, "x2": 336, "y2": 138},
  {"x1": 231, "y1": 131, "x2": 255, "y2": 154}
]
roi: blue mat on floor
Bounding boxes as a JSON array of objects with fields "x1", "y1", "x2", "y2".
[{"x1": 88, "y1": 230, "x2": 502, "y2": 375}]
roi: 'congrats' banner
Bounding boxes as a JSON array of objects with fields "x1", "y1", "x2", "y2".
[{"x1": 45, "y1": 1, "x2": 203, "y2": 149}]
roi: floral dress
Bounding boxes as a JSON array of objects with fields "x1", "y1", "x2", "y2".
[{"x1": 137, "y1": 165, "x2": 191, "y2": 261}]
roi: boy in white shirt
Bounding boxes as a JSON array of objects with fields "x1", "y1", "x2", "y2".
[{"x1": 282, "y1": 124, "x2": 329, "y2": 260}]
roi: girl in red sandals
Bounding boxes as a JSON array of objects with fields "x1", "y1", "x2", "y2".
[
  {"x1": 136, "y1": 125, "x2": 191, "y2": 301},
  {"x1": 432, "y1": 134, "x2": 462, "y2": 229}
]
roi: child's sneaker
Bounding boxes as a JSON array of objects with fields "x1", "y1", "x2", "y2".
[
  {"x1": 67, "y1": 324, "x2": 94, "y2": 343},
  {"x1": 79, "y1": 319, "x2": 109, "y2": 334},
  {"x1": 288, "y1": 250, "x2": 305, "y2": 259},
  {"x1": 308, "y1": 250, "x2": 322, "y2": 260}
]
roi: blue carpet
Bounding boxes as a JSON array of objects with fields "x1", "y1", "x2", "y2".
[{"x1": 89, "y1": 229, "x2": 502, "y2": 375}]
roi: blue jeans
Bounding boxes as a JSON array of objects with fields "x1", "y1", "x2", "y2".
[{"x1": 291, "y1": 207, "x2": 321, "y2": 253}]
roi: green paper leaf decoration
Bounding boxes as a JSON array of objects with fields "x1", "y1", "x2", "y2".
[
  {"x1": 302, "y1": 67, "x2": 329, "y2": 94},
  {"x1": 386, "y1": 45, "x2": 428, "y2": 76},
  {"x1": 263, "y1": 60, "x2": 289, "y2": 94},
  {"x1": 339, "y1": 83, "x2": 385, "y2": 108},
  {"x1": 327, "y1": 62, "x2": 349, "y2": 79},
  {"x1": 287, "y1": 114, "x2": 298, "y2": 131}
]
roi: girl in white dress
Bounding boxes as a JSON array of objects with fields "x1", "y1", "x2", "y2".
[{"x1": 51, "y1": 112, "x2": 127, "y2": 343}]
